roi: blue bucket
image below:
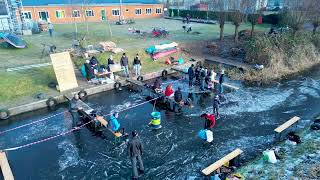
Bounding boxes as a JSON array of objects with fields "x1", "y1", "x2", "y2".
[{"x1": 151, "y1": 111, "x2": 161, "y2": 119}]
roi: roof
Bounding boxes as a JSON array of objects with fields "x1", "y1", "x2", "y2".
[{"x1": 22, "y1": 0, "x2": 161, "y2": 6}]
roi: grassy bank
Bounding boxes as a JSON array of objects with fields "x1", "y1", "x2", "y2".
[
  {"x1": 232, "y1": 32, "x2": 320, "y2": 84},
  {"x1": 0, "y1": 19, "x2": 271, "y2": 107},
  {"x1": 237, "y1": 128, "x2": 320, "y2": 179}
]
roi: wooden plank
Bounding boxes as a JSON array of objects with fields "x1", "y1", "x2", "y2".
[
  {"x1": 0, "y1": 152, "x2": 14, "y2": 180},
  {"x1": 96, "y1": 116, "x2": 108, "y2": 127},
  {"x1": 201, "y1": 148, "x2": 243, "y2": 176},
  {"x1": 50, "y1": 52, "x2": 78, "y2": 92},
  {"x1": 274, "y1": 116, "x2": 300, "y2": 133},
  {"x1": 6, "y1": 62, "x2": 52, "y2": 72},
  {"x1": 126, "y1": 79, "x2": 145, "y2": 87},
  {"x1": 205, "y1": 56, "x2": 253, "y2": 70},
  {"x1": 212, "y1": 80, "x2": 239, "y2": 90}
]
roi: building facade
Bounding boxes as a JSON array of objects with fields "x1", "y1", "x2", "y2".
[{"x1": 20, "y1": 0, "x2": 163, "y2": 24}]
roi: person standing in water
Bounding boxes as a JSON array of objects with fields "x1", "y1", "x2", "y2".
[
  {"x1": 213, "y1": 95, "x2": 221, "y2": 118},
  {"x1": 219, "y1": 70, "x2": 225, "y2": 94},
  {"x1": 69, "y1": 94, "x2": 82, "y2": 127},
  {"x1": 128, "y1": 130, "x2": 144, "y2": 180}
]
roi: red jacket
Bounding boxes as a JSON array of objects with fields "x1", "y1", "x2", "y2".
[
  {"x1": 201, "y1": 113, "x2": 216, "y2": 129},
  {"x1": 165, "y1": 86, "x2": 174, "y2": 96}
]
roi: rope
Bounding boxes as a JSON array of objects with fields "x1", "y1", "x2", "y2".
[
  {"x1": 2, "y1": 97, "x2": 160, "y2": 152},
  {"x1": 0, "y1": 111, "x2": 66, "y2": 135}
]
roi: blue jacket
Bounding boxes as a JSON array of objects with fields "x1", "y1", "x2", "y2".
[{"x1": 109, "y1": 115, "x2": 120, "y2": 131}]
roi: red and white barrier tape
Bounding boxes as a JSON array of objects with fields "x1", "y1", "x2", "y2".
[
  {"x1": 0, "y1": 111, "x2": 67, "y2": 135},
  {"x1": 2, "y1": 97, "x2": 159, "y2": 152}
]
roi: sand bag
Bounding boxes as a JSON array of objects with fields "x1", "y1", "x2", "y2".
[
  {"x1": 205, "y1": 130, "x2": 213, "y2": 142},
  {"x1": 263, "y1": 150, "x2": 277, "y2": 163}
]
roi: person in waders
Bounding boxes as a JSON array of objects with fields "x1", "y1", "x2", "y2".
[
  {"x1": 69, "y1": 94, "x2": 82, "y2": 127},
  {"x1": 213, "y1": 95, "x2": 221, "y2": 118},
  {"x1": 128, "y1": 130, "x2": 144, "y2": 180},
  {"x1": 201, "y1": 113, "x2": 216, "y2": 130}
]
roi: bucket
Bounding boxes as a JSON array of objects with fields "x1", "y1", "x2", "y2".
[{"x1": 151, "y1": 111, "x2": 161, "y2": 119}]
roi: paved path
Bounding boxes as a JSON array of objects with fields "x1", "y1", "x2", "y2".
[{"x1": 204, "y1": 55, "x2": 254, "y2": 70}]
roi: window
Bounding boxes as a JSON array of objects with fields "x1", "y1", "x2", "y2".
[
  {"x1": 55, "y1": 10, "x2": 65, "y2": 18},
  {"x1": 38, "y1": 11, "x2": 49, "y2": 21},
  {"x1": 135, "y1": 8, "x2": 142, "y2": 15},
  {"x1": 72, "y1": 10, "x2": 80, "y2": 17},
  {"x1": 22, "y1": 11, "x2": 32, "y2": 19},
  {"x1": 112, "y1": 9, "x2": 120, "y2": 16},
  {"x1": 156, "y1": 8, "x2": 162, "y2": 14},
  {"x1": 85, "y1": 10, "x2": 94, "y2": 17},
  {"x1": 145, "y1": 8, "x2": 152, "y2": 14},
  {"x1": 126, "y1": 9, "x2": 129, "y2": 12}
]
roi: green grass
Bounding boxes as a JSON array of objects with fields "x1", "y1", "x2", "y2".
[
  {"x1": 0, "y1": 67, "x2": 56, "y2": 103},
  {"x1": 0, "y1": 18, "x2": 271, "y2": 106}
]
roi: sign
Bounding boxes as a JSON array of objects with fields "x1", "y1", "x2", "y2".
[{"x1": 50, "y1": 52, "x2": 78, "y2": 92}]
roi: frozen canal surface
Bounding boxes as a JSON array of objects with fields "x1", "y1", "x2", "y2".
[{"x1": 0, "y1": 72, "x2": 320, "y2": 180}]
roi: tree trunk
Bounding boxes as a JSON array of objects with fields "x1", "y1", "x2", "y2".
[
  {"x1": 220, "y1": 24, "x2": 224, "y2": 41},
  {"x1": 251, "y1": 24, "x2": 255, "y2": 38},
  {"x1": 234, "y1": 25, "x2": 239, "y2": 43}
]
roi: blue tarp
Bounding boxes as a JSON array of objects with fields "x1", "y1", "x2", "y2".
[{"x1": 0, "y1": 33, "x2": 27, "y2": 49}]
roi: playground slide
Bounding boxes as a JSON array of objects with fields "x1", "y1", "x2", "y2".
[{"x1": 0, "y1": 33, "x2": 26, "y2": 49}]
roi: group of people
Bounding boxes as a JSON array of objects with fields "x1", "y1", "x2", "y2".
[
  {"x1": 82, "y1": 53, "x2": 143, "y2": 82},
  {"x1": 187, "y1": 64, "x2": 225, "y2": 93},
  {"x1": 68, "y1": 95, "x2": 144, "y2": 180}
]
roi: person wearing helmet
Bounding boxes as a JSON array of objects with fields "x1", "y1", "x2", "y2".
[
  {"x1": 109, "y1": 112, "x2": 121, "y2": 132},
  {"x1": 213, "y1": 95, "x2": 221, "y2": 117},
  {"x1": 69, "y1": 94, "x2": 82, "y2": 127},
  {"x1": 128, "y1": 130, "x2": 144, "y2": 180}
]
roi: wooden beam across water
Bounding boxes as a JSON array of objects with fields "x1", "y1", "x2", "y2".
[
  {"x1": 0, "y1": 151, "x2": 14, "y2": 180},
  {"x1": 201, "y1": 148, "x2": 243, "y2": 176}
]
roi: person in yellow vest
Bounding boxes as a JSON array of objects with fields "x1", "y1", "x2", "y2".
[{"x1": 149, "y1": 111, "x2": 161, "y2": 129}]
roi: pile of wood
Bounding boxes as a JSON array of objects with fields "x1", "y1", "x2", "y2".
[{"x1": 99, "y1": 41, "x2": 116, "y2": 51}]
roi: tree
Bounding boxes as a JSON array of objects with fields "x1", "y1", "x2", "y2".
[
  {"x1": 230, "y1": 10, "x2": 244, "y2": 43},
  {"x1": 307, "y1": 0, "x2": 320, "y2": 34},
  {"x1": 248, "y1": 13, "x2": 260, "y2": 37},
  {"x1": 281, "y1": 0, "x2": 309, "y2": 36},
  {"x1": 219, "y1": 11, "x2": 227, "y2": 41},
  {"x1": 216, "y1": 0, "x2": 227, "y2": 41}
]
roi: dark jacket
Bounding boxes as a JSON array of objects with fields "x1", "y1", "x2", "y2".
[
  {"x1": 219, "y1": 74, "x2": 225, "y2": 84},
  {"x1": 200, "y1": 69, "x2": 206, "y2": 80},
  {"x1": 107, "y1": 58, "x2": 114, "y2": 65},
  {"x1": 128, "y1": 136, "x2": 143, "y2": 157},
  {"x1": 188, "y1": 67, "x2": 194, "y2": 79},
  {"x1": 90, "y1": 57, "x2": 98, "y2": 66},
  {"x1": 153, "y1": 79, "x2": 162, "y2": 89},
  {"x1": 84, "y1": 63, "x2": 90, "y2": 73},
  {"x1": 133, "y1": 56, "x2": 141, "y2": 65},
  {"x1": 69, "y1": 98, "x2": 81, "y2": 113},
  {"x1": 174, "y1": 90, "x2": 183, "y2": 103},
  {"x1": 120, "y1": 56, "x2": 128, "y2": 66},
  {"x1": 213, "y1": 97, "x2": 221, "y2": 108}
]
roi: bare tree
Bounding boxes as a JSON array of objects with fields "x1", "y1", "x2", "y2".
[
  {"x1": 230, "y1": 10, "x2": 244, "y2": 43},
  {"x1": 216, "y1": 0, "x2": 227, "y2": 41},
  {"x1": 307, "y1": 0, "x2": 320, "y2": 34},
  {"x1": 248, "y1": 13, "x2": 260, "y2": 37},
  {"x1": 282, "y1": 0, "x2": 310, "y2": 36}
]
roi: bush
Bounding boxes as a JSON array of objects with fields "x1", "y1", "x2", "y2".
[
  {"x1": 262, "y1": 14, "x2": 280, "y2": 25},
  {"x1": 168, "y1": 9, "x2": 233, "y2": 21}
]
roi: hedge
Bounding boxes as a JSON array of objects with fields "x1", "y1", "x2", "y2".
[{"x1": 169, "y1": 9, "x2": 280, "y2": 25}]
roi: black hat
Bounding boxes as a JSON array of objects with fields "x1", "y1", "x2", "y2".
[{"x1": 132, "y1": 130, "x2": 138, "y2": 137}]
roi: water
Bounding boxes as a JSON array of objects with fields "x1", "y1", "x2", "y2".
[{"x1": 0, "y1": 72, "x2": 320, "y2": 180}]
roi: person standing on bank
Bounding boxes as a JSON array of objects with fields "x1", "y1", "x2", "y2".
[
  {"x1": 48, "y1": 23, "x2": 54, "y2": 37},
  {"x1": 120, "y1": 53, "x2": 129, "y2": 77},
  {"x1": 69, "y1": 94, "x2": 82, "y2": 127},
  {"x1": 188, "y1": 64, "x2": 195, "y2": 87},
  {"x1": 133, "y1": 54, "x2": 142, "y2": 76},
  {"x1": 128, "y1": 130, "x2": 144, "y2": 180}
]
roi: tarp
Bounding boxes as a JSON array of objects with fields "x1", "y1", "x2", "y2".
[
  {"x1": 146, "y1": 42, "x2": 178, "y2": 54},
  {"x1": 152, "y1": 48, "x2": 178, "y2": 59},
  {"x1": 0, "y1": 33, "x2": 27, "y2": 49}
]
